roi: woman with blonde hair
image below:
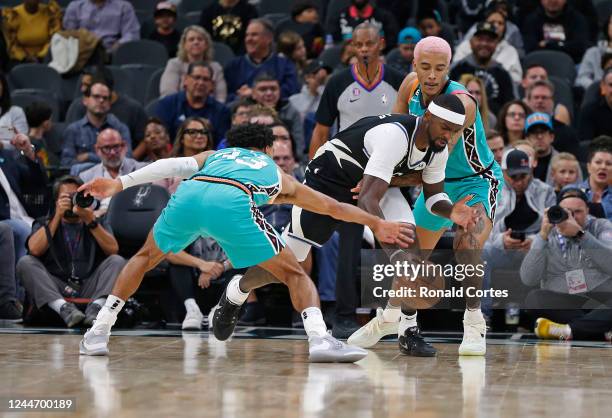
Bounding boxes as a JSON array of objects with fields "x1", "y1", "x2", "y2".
[
  {"x1": 159, "y1": 25, "x2": 227, "y2": 102},
  {"x1": 459, "y1": 74, "x2": 496, "y2": 131}
]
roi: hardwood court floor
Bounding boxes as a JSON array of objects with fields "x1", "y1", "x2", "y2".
[{"x1": 0, "y1": 328, "x2": 611, "y2": 418}]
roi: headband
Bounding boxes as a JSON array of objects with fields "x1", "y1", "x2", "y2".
[{"x1": 427, "y1": 102, "x2": 466, "y2": 126}]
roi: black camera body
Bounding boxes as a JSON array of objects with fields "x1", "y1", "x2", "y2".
[
  {"x1": 64, "y1": 191, "x2": 98, "y2": 218},
  {"x1": 547, "y1": 205, "x2": 569, "y2": 224}
]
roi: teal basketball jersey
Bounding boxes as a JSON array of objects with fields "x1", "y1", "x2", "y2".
[
  {"x1": 195, "y1": 147, "x2": 282, "y2": 206},
  {"x1": 407, "y1": 80, "x2": 496, "y2": 180}
]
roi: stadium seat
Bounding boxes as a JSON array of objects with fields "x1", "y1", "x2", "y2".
[
  {"x1": 106, "y1": 185, "x2": 170, "y2": 258},
  {"x1": 8, "y1": 64, "x2": 63, "y2": 102},
  {"x1": 145, "y1": 67, "x2": 165, "y2": 106},
  {"x1": 258, "y1": 0, "x2": 293, "y2": 15},
  {"x1": 523, "y1": 50, "x2": 576, "y2": 85},
  {"x1": 319, "y1": 45, "x2": 343, "y2": 69},
  {"x1": 184, "y1": 11, "x2": 201, "y2": 26},
  {"x1": 131, "y1": 0, "x2": 158, "y2": 11},
  {"x1": 113, "y1": 40, "x2": 168, "y2": 67},
  {"x1": 135, "y1": 9, "x2": 151, "y2": 26},
  {"x1": 263, "y1": 13, "x2": 291, "y2": 29},
  {"x1": 549, "y1": 76, "x2": 574, "y2": 124},
  {"x1": 120, "y1": 64, "x2": 163, "y2": 104},
  {"x1": 595, "y1": 1, "x2": 612, "y2": 28},
  {"x1": 106, "y1": 66, "x2": 136, "y2": 101},
  {"x1": 213, "y1": 42, "x2": 236, "y2": 67},
  {"x1": 179, "y1": 0, "x2": 214, "y2": 15},
  {"x1": 145, "y1": 98, "x2": 160, "y2": 117},
  {"x1": 11, "y1": 89, "x2": 60, "y2": 122}
]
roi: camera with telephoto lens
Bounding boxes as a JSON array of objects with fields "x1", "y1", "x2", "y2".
[
  {"x1": 547, "y1": 205, "x2": 569, "y2": 224},
  {"x1": 72, "y1": 191, "x2": 95, "y2": 208}
]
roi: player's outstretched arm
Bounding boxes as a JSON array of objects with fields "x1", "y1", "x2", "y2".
[
  {"x1": 78, "y1": 151, "x2": 216, "y2": 199},
  {"x1": 392, "y1": 72, "x2": 417, "y2": 114},
  {"x1": 422, "y1": 180, "x2": 480, "y2": 230},
  {"x1": 275, "y1": 173, "x2": 414, "y2": 247}
]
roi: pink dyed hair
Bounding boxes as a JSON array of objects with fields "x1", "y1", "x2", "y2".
[{"x1": 413, "y1": 36, "x2": 452, "y2": 65}]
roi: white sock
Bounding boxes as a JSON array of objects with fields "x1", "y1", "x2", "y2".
[
  {"x1": 464, "y1": 308, "x2": 484, "y2": 323},
  {"x1": 95, "y1": 295, "x2": 125, "y2": 327},
  {"x1": 398, "y1": 312, "x2": 418, "y2": 336},
  {"x1": 302, "y1": 307, "x2": 327, "y2": 338},
  {"x1": 92, "y1": 298, "x2": 106, "y2": 307},
  {"x1": 184, "y1": 298, "x2": 200, "y2": 313},
  {"x1": 226, "y1": 276, "x2": 249, "y2": 305},
  {"x1": 382, "y1": 303, "x2": 401, "y2": 323},
  {"x1": 48, "y1": 298, "x2": 66, "y2": 314}
]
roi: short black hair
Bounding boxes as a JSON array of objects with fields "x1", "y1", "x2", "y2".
[
  {"x1": 432, "y1": 93, "x2": 465, "y2": 116},
  {"x1": 588, "y1": 135, "x2": 612, "y2": 162},
  {"x1": 253, "y1": 72, "x2": 279, "y2": 86},
  {"x1": 291, "y1": 0, "x2": 318, "y2": 19},
  {"x1": 226, "y1": 123, "x2": 274, "y2": 150},
  {"x1": 25, "y1": 101, "x2": 52, "y2": 128},
  {"x1": 231, "y1": 98, "x2": 255, "y2": 116},
  {"x1": 84, "y1": 79, "x2": 111, "y2": 97},
  {"x1": 187, "y1": 61, "x2": 214, "y2": 77},
  {"x1": 52, "y1": 175, "x2": 84, "y2": 202}
]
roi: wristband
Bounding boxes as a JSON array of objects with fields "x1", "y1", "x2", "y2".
[{"x1": 425, "y1": 193, "x2": 452, "y2": 215}]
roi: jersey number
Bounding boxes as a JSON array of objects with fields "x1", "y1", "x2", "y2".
[{"x1": 221, "y1": 150, "x2": 268, "y2": 169}]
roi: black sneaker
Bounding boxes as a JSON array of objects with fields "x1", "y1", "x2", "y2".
[
  {"x1": 212, "y1": 290, "x2": 242, "y2": 341},
  {"x1": 399, "y1": 326, "x2": 437, "y2": 357},
  {"x1": 0, "y1": 301, "x2": 22, "y2": 322},
  {"x1": 237, "y1": 302, "x2": 265, "y2": 326},
  {"x1": 59, "y1": 302, "x2": 86, "y2": 328},
  {"x1": 331, "y1": 317, "x2": 361, "y2": 339}
]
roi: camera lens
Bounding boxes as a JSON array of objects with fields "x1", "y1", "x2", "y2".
[
  {"x1": 547, "y1": 205, "x2": 568, "y2": 225},
  {"x1": 73, "y1": 191, "x2": 94, "y2": 208}
]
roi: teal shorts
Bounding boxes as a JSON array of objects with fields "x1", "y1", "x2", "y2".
[
  {"x1": 153, "y1": 180, "x2": 284, "y2": 268},
  {"x1": 413, "y1": 165, "x2": 504, "y2": 231}
]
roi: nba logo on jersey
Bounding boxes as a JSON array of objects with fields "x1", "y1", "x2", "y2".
[{"x1": 381, "y1": 94, "x2": 387, "y2": 104}]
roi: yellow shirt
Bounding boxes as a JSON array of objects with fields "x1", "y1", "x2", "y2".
[{"x1": 2, "y1": 1, "x2": 62, "y2": 61}]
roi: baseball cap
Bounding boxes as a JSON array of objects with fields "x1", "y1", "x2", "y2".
[
  {"x1": 502, "y1": 148, "x2": 531, "y2": 176},
  {"x1": 557, "y1": 186, "x2": 589, "y2": 204},
  {"x1": 398, "y1": 27, "x2": 421, "y2": 45},
  {"x1": 524, "y1": 112, "x2": 553, "y2": 134},
  {"x1": 474, "y1": 21, "x2": 498, "y2": 38},
  {"x1": 154, "y1": 1, "x2": 176, "y2": 17}
]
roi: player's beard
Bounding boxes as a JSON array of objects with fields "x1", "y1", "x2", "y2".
[{"x1": 428, "y1": 137, "x2": 447, "y2": 153}]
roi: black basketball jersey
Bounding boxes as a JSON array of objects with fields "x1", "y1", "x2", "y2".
[{"x1": 306, "y1": 113, "x2": 440, "y2": 201}]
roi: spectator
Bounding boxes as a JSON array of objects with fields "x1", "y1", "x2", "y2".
[
  {"x1": 199, "y1": 0, "x2": 258, "y2": 55},
  {"x1": 453, "y1": 11, "x2": 523, "y2": 83},
  {"x1": 416, "y1": 8, "x2": 456, "y2": 49},
  {"x1": 251, "y1": 73, "x2": 304, "y2": 161},
  {"x1": 486, "y1": 130, "x2": 505, "y2": 165},
  {"x1": 495, "y1": 100, "x2": 531, "y2": 147},
  {"x1": 224, "y1": 19, "x2": 300, "y2": 103},
  {"x1": 550, "y1": 152, "x2": 580, "y2": 195},
  {"x1": 17, "y1": 175, "x2": 126, "y2": 328},
  {"x1": 525, "y1": 112, "x2": 558, "y2": 184},
  {"x1": 335, "y1": 39, "x2": 359, "y2": 72},
  {"x1": 578, "y1": 68, "x2": 612, "y2": 142},
  {"x1": 450, "y1": 21, "x2": 515, "y2": 115},
  {"x1": 520, "y1": 187, "x2": 612, "y2": 341},
  {"x1": 455, "y1": 1, "x2": 525, "y2": 58},
  {"x1": 155, "y1": 61, "x2": 231, "y2": 145},
  {"x1": 275, "y1": 0, "x2": 324, "y2": 59},
  {"x1": 289, "y1": 60, "x2": 329, "y2": 122},
  {"x1": 65, "y1": 68, "x2": 146, "y2": 152},
  {"x1": 520, "y1": 64, "x2": 571, "y2": 126},
  {"x1": 514, "y1": 139, "x2": 538, "y2": 170},
  {"x1": 138, "y1": 117, "x2": 171, "y2": 162},
  {"x1": 0, "y1": 73, "x2": 28, "y2": 150},
  {"x1": 574, "y1": 139, "x2": 612, "y2": 221},
  {"x1": 159, "y1": 25, "x2": 227, "y2": 103},
  {"x1": 327, "y1": 0, "x2": 399, "y2": 53},
  {"x1": 63, "y1": 0, "x2": 140, "y2": 54},
  {"x1": 25, "y1": 101, "x2": 59, "y2": 168},
  {"x1": 524, "y1": 80, "x2": 578, "y2": 155},
  {"x1": 170, "y1": 117, "x2": 214, "y2": 158},
  {"x1": 78, "y1": 128, "x2": 147, "y2": 215},
  {"x1": 386, "y1": 27, "x2": 421, "y2": 76},
  {"x1": 1, "y1": 0, "x2": 61, "y2": 64},
  {"x1": 277, "y1": 31, "x2": 308, "y2": 83},
  {"x1": 147, "y1": 1, "x2": 181, "y2": 59},
  {"x1": 61, "y1": 81, "x2": 132, "y2": 168},
  {"x1": 522, "y1": 0, "x2": 589, "y2": 63},
  {"x1": 215, "y1": 99, "x2": 254, "y2": 150},
  {"x1": 0, "y1": 222, "x2": 21, "y2": 320},
  {"x1": 0, "y1": 132, "x2": 47, "y2": 261},
  {"x1": 459, "y1": 74, "x2": 496, "y2": 131},
  {"x1": 577, "y1": 13, "x2": 612, "y2": 90}
]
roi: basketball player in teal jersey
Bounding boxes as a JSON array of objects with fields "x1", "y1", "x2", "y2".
[
  {"x1": 348, "y1": 37, "x2": 504, "y2": 356},
  {"x1": 77, "y1": 124, "x2": 414, "y2": 363}
]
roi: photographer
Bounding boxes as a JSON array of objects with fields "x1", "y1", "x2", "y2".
[
  {"x1": 520, "y1": 187, "x2": 612, "y2": 341},
  {"x1": 17, "y1": 176, "x2": 125, "y2": 328}
]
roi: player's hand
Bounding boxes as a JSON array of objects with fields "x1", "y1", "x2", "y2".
[
  {"x1": 198, "y1": 261, "x2": 224, "y2": 278},
  {"x1": 78, "y1": 178, "x2": 123, "y2": 199},
  {"x1": 450, "y1": 195, "x2": 480, "y2": 230},
  {"x1": 372, "y1": 220, "x2": 415, "y2": 247},
  {"x1": 351, "y1": 180, "x2": 363, "y2": 200}
]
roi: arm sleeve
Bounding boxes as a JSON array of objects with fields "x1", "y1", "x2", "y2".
[
  {"x1": 520, "y1": 234, "x2": 549, "y2": 286},
  {"x1": 580, "y1": 222, "x2": 612, "y2": 275},
  {"x1": 62, "y1": 3, "x2": 78, "y2": 30},
  {"x1": 575, "y1": 47, "x2": 599, "y2": 89},
  {"x1": 362, "y1": 123, "x2": 409, "y2": 184},
  {"x1": 11, "y1": 107, "x2": 28, "y2": 136},
  {"x1": 119, "y1": 157, "x2": 200, "y2": 189},
  {"x1": 212, "y1": 61, "x2": 227, "y2": 103},
  {"x1": 315, "y1": 76, "x2": 340, "y2": 126},
  {"x1": 159, "y1": 59, "x2": 181, "y2": 97},
  {"x1": 118, "y1": 3, "x2": 140, "y2": 44},
  {"x1": 422, "y1": 148, "x2": 448, "y2": 184}
]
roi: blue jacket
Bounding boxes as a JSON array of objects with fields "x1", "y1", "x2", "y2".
[
  {"x1": 224, "y1": 53, "x2": 300, "y2": 102},
  {"x1": 155, "y1": 92, "x2": 231, "y2": 147},
  {"x1": 0, "y1": 149, "x2": 47, "y2": 221}
]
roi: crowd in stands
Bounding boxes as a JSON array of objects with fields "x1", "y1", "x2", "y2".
[{"x1": 0, "y1": 0, "x2": 610, "y2": 340}]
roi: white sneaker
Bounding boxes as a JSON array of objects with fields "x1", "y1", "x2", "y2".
[
  {"x1": 459, "y1": 317, "x2": 487, "y2": 356},
  {"x1": 182, "y1": 308, "x2": 204, "y2": 330},
  {"x1": 347, "y1": 308, "x2": 398, "y2": 348},
  {"x1": 308, "y1": 333, "x2": 368, "y2": 363},
  {"x1": 79, "y1": 321, "x2": 111, "y2": 356}
]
